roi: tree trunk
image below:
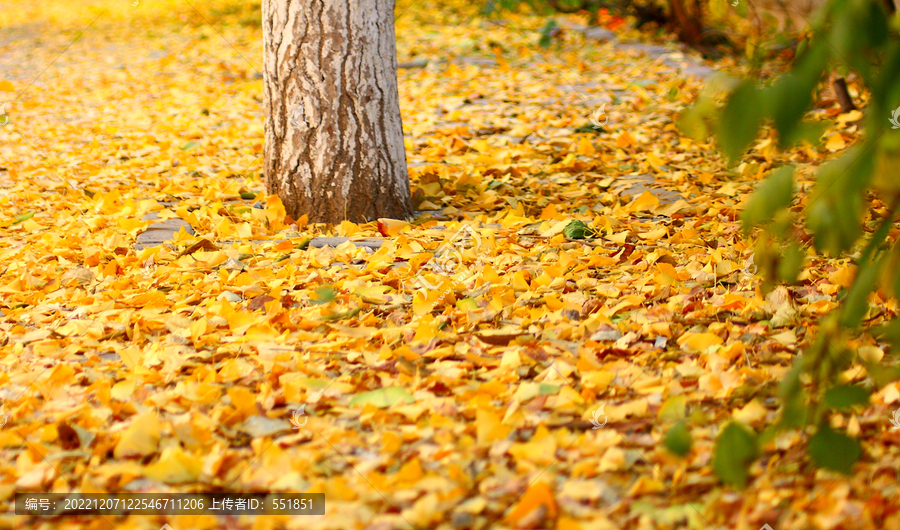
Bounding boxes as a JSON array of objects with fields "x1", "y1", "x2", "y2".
[
  {"x1": 668, "y1": 0, "x2": 703, "y2": 46},
  {"x1": 832, "y1": 77, "x2": 857, "y2": 113},
  {"x1": 262, "y1": 0, "x2": 413, "y2": 224}
]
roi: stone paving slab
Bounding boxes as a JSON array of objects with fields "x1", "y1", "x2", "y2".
[
  {"x1": 618, "y1": 174, "x2": 685, "y2": 205},
  {"x1": 308, "y1": 237, "x2": 385, "y2": 250},
  {"x1": 559, "y1": 20, "x2": 718, "y2": 81},
  {"x1": 135, "y1": 211, "x2": 195, "y2": 251}
]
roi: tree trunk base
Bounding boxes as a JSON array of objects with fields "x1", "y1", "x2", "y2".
[{"x1": 263, "y1": 0, "x2": 413, "y2": 224}]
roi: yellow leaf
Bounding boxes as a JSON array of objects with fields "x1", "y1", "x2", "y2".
[
  {"x1": 540, "y1": 203, "x2": 563, "y2": 220},
  {"x1": 505, "y1": 482, "x2": 557, "y2": 524},
  {"x1": 382, "y1": 431, "x2": 402, "y2": 453},
  {"x1": 627, "y1": 190, "x2": 659, "y2": 213},
  {"x1": 377, "y1": 218, "x2": 411, "y2": 236},
  {"x1": 396, "y1": 457, "x2": 424, "y2": 485},
  {"x1": 540, "y1": 219, "x2": 571, "y2": 238},
  {"x1": 616, "y1": 131, "x2": 636, "y2": 148},
  {"x1": 836, "y1": 110, "x2": 863, "y2": 125},
  {"x1": 628, "y1": 476, "x2": 665, "y2": 495},
  {"x1": 718, "y1": 341, "x2": 745, "y2": 361},
  {"x1": 656, "y1": 262, "x2": 680, "y2": 282},
  {"x1": 825, "y1": 133, "x2": 847, "y2": 152},
  {"x1": 639, "y1": 227, "x2": 667, "y2": 241},
  {"x1": 118, "y1": 346, "x2": 143, "y2": 369},
  {"x1": 111, "y1": 380, "x2": 135, "y2": 401},
  {"x1": 598, "y1": 447, "x2": 627, "y2": 472},
  {"x1": 646, "y1": 152, "x2": 665, "y2": 171},
  {"x1": 476, "y1": 409, "x2": 509, "y2": 445},
  {"x1": 657, "y1": 395, "x2": 687, "y2": 421},
  {"x1": 581, "y1": 371, "x2": 615, "y2": 392},
  {"x1": 508, "y1": 425, "x2": 557, "y2": 464},
  {"x1": 828, "y1": 265, "x2": 856, "y2": 288},
  {"x1": 114, "y1": 412, "x2": 161, "y2": 458},
  {"x1": 338, "y1": 220, "x2": 361, "y2": 236},
  {"x1": 859, "y1": 346, "x2": 884, "y2": 363},
  {"x1": 733, "y1": 399, "x2": 767, "y2": 424},
  {"x1": 577, "y1": 137, "x2": 595, "y2": 155},
  {"x1": 21, "y1": 219, "x2": 42, "y2": 231},
  {"x1": 227, "y1": 387, "x2": 258, "y2": 420},
  {"x1": 512, "y1": 270, "x2": 530, "y2": 291},
  {"x1": 677, "y1": 332, "x2": 723, "y2": 352},
  {"x1": 354, "y1": 286, "x2": 390, "y2": 304},
  {"x1": 142, "y1": 447, "x2": 202, "y2": 484}
]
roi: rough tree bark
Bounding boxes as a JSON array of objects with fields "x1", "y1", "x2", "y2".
[
  {"x1": 668, "y1": 0, "x2": 704, "y2": 46},
  {"x1": 262, "y1": 0, "x2": 413, "y2": 224}
]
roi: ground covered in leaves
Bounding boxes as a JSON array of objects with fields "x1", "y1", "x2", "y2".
[{"x1": 1, "y1": 1, "x2": 898, "y2": 529}]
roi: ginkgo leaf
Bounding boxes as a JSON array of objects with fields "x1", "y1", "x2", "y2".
[{"x1": 349, "y1": 387, "x2": 415, "y2": 408}]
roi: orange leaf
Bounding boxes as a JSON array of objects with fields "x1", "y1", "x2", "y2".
[
  {"x1": 505, "y1": 482, "x2": 558, "y2": 524},
  {"x1": 377, "y1": 218, "x2": 411, "y2": 237},
  {"x1": 616, "y1": 131, "x2": 636, "y2": 148}
]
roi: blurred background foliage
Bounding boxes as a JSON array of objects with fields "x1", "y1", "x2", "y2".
[
  {"x1": 682, "y1": 0, "x2": 900, "y2": 483},
  {"x1": 0, "y1": 0, "x2": 812, "y2": 63}
]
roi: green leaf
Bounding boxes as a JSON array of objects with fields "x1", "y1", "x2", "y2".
[
  {"x1": 538, "y1": 19, "x2": 559, "y2": 48},
  {"x1": 782, "y1": 120, "x2": 827, "y2": 147},
  {"x1": 574, "y1": 123, "x2": 604, "y2": 134},
  {"x1": 767, "y1": 43, "x2": 829, "y2": 148},
  {"x1": 181, "y1": 141, "x2": 199, "y2": 151},
  {"x1": 456, "y1": 298, "x2": 479, "y2": 312},
  {"x1": 824, "y1": 384, "x2": 870, "y2": 410},
  {"x1": 806, "y1": 147, "x2": 872, "y2": 255},
  {"x1": 320, "y1": 307, "x2": 361, "y2": 321},
  {"x1": 677, "y1": 98, "x2": 715, "y2": 142},
  {"x1": 779, "y1": 356, "x2": 804, "y2": 399},
  {"x1": 868, "y1": 364, "x2": 900, "y2": 389},
  {"x1": 563, "y1": 220, "x2": 593, "y2": 239},
  {"x1": 777, "y1": 242, "x2": 804, "y2": 284},
  {"x1": 780, "y1": 392, "x2": 808, "y2": 429},
  {"x1": 538, "y1": 384, "x2": 561, "y2": 395},
  {"x1": 713, "y1": 421, "x2": 758, "y2": 488},
  {"x1": 11, "y1": 212, "x2": 34, "y2": 225},
  {"x1": 349, "y1": 387, "x2": 416, "y2": 408},
  {"x1": 664, "y1": 422, "x2": 692, "y2": 456},
  {"x1": 808, "y1": 425, "x2": 861, "y2": 473},
  {"x1": 295, "y1": 237, "x2": 312, "y2": 250},
  {"x1": 872, "y1": 319, "x2": 900, "y2": 346},
  {"x1": 719, "y1": 81, "x2": 764, "y2": 161},
  {"x1": 240, "y1": 191, "x2": 257, "y2": 200},
  {"x1": 740, "y1": 165, "x2": 794, "y2": 233},
  {"x1": 309, "y1": 286, "x2": 336, "y2": 305}
]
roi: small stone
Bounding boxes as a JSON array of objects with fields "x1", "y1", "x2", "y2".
[
  {"x1": 309, "y1": 237, "x2": 384, "y2": 250},
  {"x1": 451, "y1": 512, "x2": 475, "y2": 529},
  {"x1": 583, "y1": 27, "x2": 615, "y2": 42}
]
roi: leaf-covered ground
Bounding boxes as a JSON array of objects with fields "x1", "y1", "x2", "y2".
[{"x1": 1, "y1": 1, "x2": 898, "y2": 529}]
